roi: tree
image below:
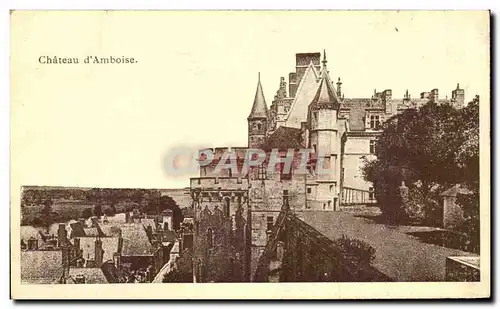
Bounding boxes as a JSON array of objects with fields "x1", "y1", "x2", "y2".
[
  {"x1": 94, "y1": 204, "x2": 103, "y2": 217},
  {"x1": 147, "y1": 195, "x2": 184, "y2": 230},
  {"x1": 362, "y1": 100, "x2": 479, "y2": 223},
  {"x1": 41, "y1": 198, "x2": 53, "y2": 217},
  {"x1": 104, "y1": 207, "x2": 115, "y2": 217},
  {"x1": 82, "y1": 208, "x2": 93, "y2": 219}
]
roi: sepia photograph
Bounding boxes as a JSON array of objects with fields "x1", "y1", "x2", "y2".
[{"x1": 10, "y1": 10, "x2": 490, "y2": 299}]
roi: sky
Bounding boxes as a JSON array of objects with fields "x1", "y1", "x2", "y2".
[{"x1": 11, "y1": 11, "x2": 490, "y2": 189}]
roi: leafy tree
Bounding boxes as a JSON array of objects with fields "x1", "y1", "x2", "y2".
[
  {"x1": 82, "y1": 208, "x2": 93, "y2": 219},
  {"x1": 41, "y1": 199, "x2": 53, "y2": 216},
  {"x1": 362, "y1": 99, "x2": 479, "y2": 223},
  {"x1": 94, "y1": 204, "x2": 103, "y2": 217},
  {"x1": 147, "y1": 195, "x2": 184, "y2": 230},
  {"x1": 104, "y1": 207, "x2": 115, "y2": 217}
]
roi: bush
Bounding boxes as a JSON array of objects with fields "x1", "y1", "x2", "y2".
[
  {"x1": 455, "y1": 192, "x2": 479, "y2": 254},
  {"x1": 404, "y1": 187, "x2": 442, "y2": 226},
  {"x1": 333, "y1": 234, "x2": 376, "y2": 266}
]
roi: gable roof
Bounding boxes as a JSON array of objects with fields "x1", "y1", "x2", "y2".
[
  {"x1": 120, "y1": 224, "x2": 156, "y2": 256},
  {"x1": 68, "y1": 268, "x2": 109, "y2": 284},
  {"x1": 21, "y1": 251, "x2": 63, "y2": 284},
  {"x1": 285, "y1": 62, "x2": 320, "y2": 128}
]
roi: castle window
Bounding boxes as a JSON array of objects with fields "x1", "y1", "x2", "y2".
[
  {"x1": 313, "y1": 112, "x2": 318, "y2": 121},
  {"x1": 307, "y1": 187, "x2": 312, "y2": 194},
  {"x1": 257, "y1": 165, "x2": 267, "y2": 180},
  {"x1": 369, "y1": 187, "x2": 375, "y2": 200},
  {"x1": 369, "y1": 115, "x2": 380, "y2": 129},
  {"x1": 266, "y1": 216, "x2": 274, "y2": 232},
  {"x1": 257, "y1": 123, "x2": 262, "y2": 130},
  {"x1": 207, "y1": 228, "x2": 213, "y2": 248},
  {"x1": 279, "y1": 163, "x2": 292, "y2": 181},
  {"x1": 369, "y1": 140, "x2": 376, "y2": 154}
]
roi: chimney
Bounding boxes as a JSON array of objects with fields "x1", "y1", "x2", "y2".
[
  {"x1": 61, "y1": 246, "x2": 70, "y2": 283},
  {"x1": 113, "y1": 252, "x2": 121, "y2": 269},
  {"x1": 295, "y1": 53, "x2": 321, "y2": 83},
  {"x1": 289, "y1": 72, "x2": 298, "y2": 98},
  {"x1": 451, "y1": 83, "x2": 465, "y2": 107},
  {"x1": 58, "y1": 223, "x2": 66, "y2": 248},
  {"x1": 95, "y1": 238, "x2": 103, "y2": 266},
  {"x1": 74, "y1": 237, "x2": 81, "y2": 252},
  {"x1": 336, "y1": 77, "x2": 342, "y2": 98}
]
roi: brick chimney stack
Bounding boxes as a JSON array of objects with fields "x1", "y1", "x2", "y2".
[
  {"x1": 58, "y1": 223, "x2": 66, "y2": 248},
  {"x1": 95, "y1": 238, "x2": 103, "y2": 266}
]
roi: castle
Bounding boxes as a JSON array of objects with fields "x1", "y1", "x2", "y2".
[{"x1": 190, "y1": 51, "x2": 466, "y2": 282}]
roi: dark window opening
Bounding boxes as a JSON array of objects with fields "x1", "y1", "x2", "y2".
[
  {"x1": 369, "y1": 140, "x2": 376, "y2": 154},
  {"x1": 307, "y1": 187, "x2": 312, "y2": 194},
  {"x1": 266, "y1": 216, "x2": 274, "y2": 232},
  {"x1": 279, "y1": 162, "x2": 292, "y2": 181},
  {"x1": 257, "y1": 165, "x2": 267, "y2": 180},
  {"x1": 369, "y1": 187, "x2": 375, "y2": 200},
  {"x1": 207, "y1": 228, "x2": 213, "y2": 248},
  {"x1": 370, "y1": 115, "x2": 380, "y2": 129}
]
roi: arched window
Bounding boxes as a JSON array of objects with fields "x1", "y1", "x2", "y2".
[{"x1": 207, "y1": 228, "x2": 213, "y2": 248}]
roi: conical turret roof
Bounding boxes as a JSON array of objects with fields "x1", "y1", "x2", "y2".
[
  {"x1": 248, "y1": 73, "x2": 268, "y2": 119},
  {"x1": 310, "y1": 70, "x2": 340, "y2": 109}
]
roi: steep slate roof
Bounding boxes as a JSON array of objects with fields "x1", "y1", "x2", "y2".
[
  {"x1": 121, "y1": 224, "x2": 156, "y2": 256},
  {"x1": 261, "y1": 126, "x2": 304, "y2": 151},
  {"x1": 79, "y1": 237, "x2": 122, "y2": 263},
  {"x1": 309, "y1": 71, "x2": 340, "y2": 108},
  {"x1": 248, "y1": 73, "x2": 268, "y2": 119},
  {"x1": 68, "y1": 268, "x2": 109, "y2": 284},
  {"x1": 347, "y1": 101, "x2": 367, "y2": 131},
  {"x1": 21, "y1": 251, "x2": 63, "y2": 284},
  {"x1": 285, "y1": 62, "x2": 320, "y2": 128}
]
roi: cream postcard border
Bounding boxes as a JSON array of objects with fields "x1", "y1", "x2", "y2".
[{"x1": 9, "y1": 10, "x2": 491, "y2": 299}]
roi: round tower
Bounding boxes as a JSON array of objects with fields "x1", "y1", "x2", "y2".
[{"x1": 307, "y1": 70, "x2": 342, "y2": 211}]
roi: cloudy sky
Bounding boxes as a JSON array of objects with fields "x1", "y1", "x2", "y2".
[{"x1": 11, "y1": 11, "x2": 489, "y2": 189}]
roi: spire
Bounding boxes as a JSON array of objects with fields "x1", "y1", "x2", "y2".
[
  {"x1": 248, "y1": 72, "x2": 268, "y2": 119},
  {"x1": 310, "y1": 70, "x2": 340, "y2": 109},
  {"x1": 322, "y1": 49, "x2": 327, "y2": 68},
  {"x1": 456, "y1": 83, "x2": 460, "y2": 90},
  {"x1": 336, "y1": 77, "x2": 342, "y2": 98}
]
